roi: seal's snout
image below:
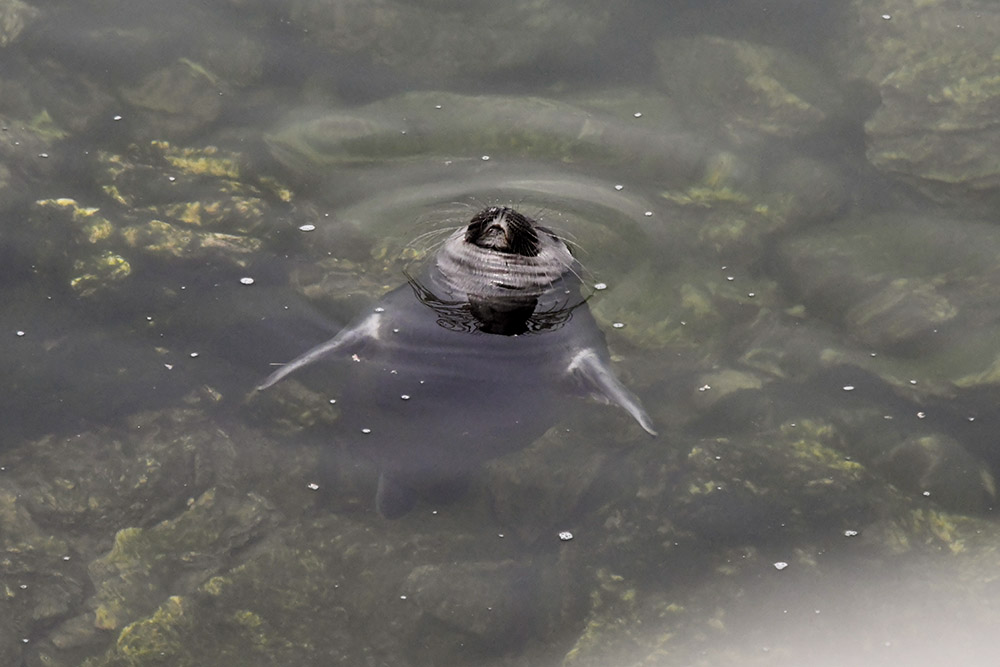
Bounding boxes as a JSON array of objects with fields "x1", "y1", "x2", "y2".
[{"x1": 465, "y1": 206, "x2": 541, "y2": 257}]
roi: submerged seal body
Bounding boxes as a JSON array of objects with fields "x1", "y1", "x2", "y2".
[{"x1": 258, "y1": 206, "x2": 655, "y2": 517}]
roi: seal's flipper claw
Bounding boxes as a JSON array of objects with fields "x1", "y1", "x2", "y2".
[
  {"x1": 568, "y1": 349, "x2": 657, "y2": 436},
  {"x1": 256, "y1": 313, "x2": 382, "y2": 390}
]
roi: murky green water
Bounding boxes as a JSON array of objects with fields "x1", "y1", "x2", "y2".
[{"x1": 3, "y1": 1, "x2": 1000, "y2": 665}]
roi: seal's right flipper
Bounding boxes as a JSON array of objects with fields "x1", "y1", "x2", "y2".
[
  {"x1": 567, "y1": 348, "x2": 657, "y2": 436},
  {"x1": 256, "y1": 312, "x2": 382, "y2": 391}
]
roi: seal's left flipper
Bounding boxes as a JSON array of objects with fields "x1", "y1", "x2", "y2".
[
  {"x1": 256, "y1": 312, "x2": 382, "y2": 391},
  {"x1": 567, "y1": 349, "x2": 657, "y2": 436}
]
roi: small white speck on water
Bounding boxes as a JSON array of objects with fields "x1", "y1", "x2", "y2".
[
  {"x1": 773, "y1": 562, "x2": 789, "y2": 571},
  {"x1": 558, "y1": 531, "x2": 574, "y2": 541},
  {"x1": 633, "y1": 111, "x2": 643, "y2": 118},
  {"x1": 167, "y1": 176, "x2": 176, "y2": 182},
  {"x1": 374, "y1": 306, "x2": 385, "y2": 313},
  {"x1": 361, "y1": 428, "x2": 372, "y2": 434},
  {"x1": 842, "y1": 385, "x2": 855, "y2": 391},
  {"x1": 498, "y1": 533, "x2": 504, "y2": 538},
  {"x1": 146, "y1": 316, "x2": 153, "y2": 321},
  {"x1": 392, "y1": 328, "x2": 400, "y2": 333},
  {"x1": 917, "y1": 411, "x2": 926, "y2": 419},
  {"x1": 844, "y1": 529, "x2": 859, "y2": 537},
  {"x1": 614, "y1": 184, "x2": 624, "y2": 191},
  {"x1": 747, "y1": 292, "x2": 755, "y2": 298},
  {"x1": 726, "y1": 276, "x2": 735, "y2": 281},
  {"x1": 698, "y1": 384, "x2": 711, "y2": 392},
  {"x1": 239, "y1": 277, "x2": 255, "y2": 285},
  {"x1": 644, "y1": 211, "x2": 653, "y2": 217},
  {"x1": 968, "y1": 416, "x2": 976, "y2": 422},
  {"x1": 593, "y1": 282, "x2": 607, "y2": 291},
  {"x1": 298, "y1": 224, "x2": 316, "y2": 232},
  {"x1": 481, "y1": 155, "x2": 490, "y2": 161},
  {"x1": 881, "y1": 13, "x2": 891, "y2": 20},
  {"x1": 909, "y1": 379, "x2": 918, "y2": 385},
  {"x1": 163, "y1": 364, "x2": 173, "y2": 370},
  {"x1": 922, "y1": 490, "x2": 931, "y2": 497},
  {"x1": 399, "y1": 595, "x2": 407, "y2": 600},
  {"x1": 62, "y1": 555, "x2": 71, "y2": 561},
  {"x1": 400, "y1": 394, "x2": 410, "y2": 400},
  {"x1": 189, "y1": 352, "x2": 199, "y2": 358},
  {"x1": 390, "y1": 369, "x2": 398, "y2": 375},
  {"x1": 19, "y1": 584, "x2": 27, "y2": 590},
  {"x1": 399, "y1": 130, "x2": 407, "y2": 135},
  {"x1": 612, "y1": 322, "x2": 625, "y2": 329},
  {"x1": 883, "y1": 415, "x2": 893, "y2": 420},
  {"x1": 307, "y1": 482, "x2": 319, "y2": 491},
  {"x1": 15, "y1": 330, "x2": 25, "y2": 337},
  {"x1": 328, "y1": 399, "x2": 336, "y2": 404},
  {"x1": 21, "y1": 638, "x2": 28, "y2": 644},
  {"x1": 434, "y1": 104, "x2": 442, "y2": 109},
  {"x1": 113, "y1": 115, "x2": 123, "y2": 121},
  {"x1": 38, "y1": 153, "x2": 49, "y2": 158}
]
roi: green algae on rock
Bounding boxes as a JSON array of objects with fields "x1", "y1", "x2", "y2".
[
  {"x1": 840, "y1": 0, "x2": 1000, "y2": 210},
  {"x1": 29, "y1": 141, "x2": 308, "y2": 297},
  {"x1": 775, "y1": 214, "x2": 1000, "y2": 388},
  {"x1": 655, "y1": 35, "x2": 847, "y2": 140}
]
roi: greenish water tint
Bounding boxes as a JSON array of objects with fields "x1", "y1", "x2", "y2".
[{"x1": 2, "y1": 0, "x2": 1000, "y2": 665}]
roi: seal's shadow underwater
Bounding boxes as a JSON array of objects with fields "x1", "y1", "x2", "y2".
[{"x1": 258, "y1": 206, "x2": 655, "y2": 517}]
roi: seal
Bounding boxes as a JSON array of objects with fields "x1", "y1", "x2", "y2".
[{"x1": 258, "y1": 206, "x2": 655, "y2": 517}]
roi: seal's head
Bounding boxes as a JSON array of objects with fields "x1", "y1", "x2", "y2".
[
  {"x1": 464, "y1": 206, "x2": 541, "y2": 256},
  {"x1": 434, "y1": 206, "x2": 576, "y2": 301}
]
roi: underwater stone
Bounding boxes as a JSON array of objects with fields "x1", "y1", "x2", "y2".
[
  {"x1": 841, "y1": 0, "x2": 1000, "y2": 208},
  {"x1": 403, "y1": 561, "x2": 535, "y2": 646},
  {"x1": 876, "y1": 433, "x2": 996, "y2": 514},
  {"x1": 654, "y1": 35, "x2": 846, "y2": 140}
]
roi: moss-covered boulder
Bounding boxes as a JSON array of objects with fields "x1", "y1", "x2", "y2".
[
  {"x1": 284, "y1": 0, "x2": 610, "y2": 84},
  {"x1": 26, "y1": 140, "x2": 312, "y2": 298},
  {"x1": 655, "y1": 35, "x2": 847, "y2": 141},
  {"x1": 775, "y1": 213, "x2": 1000, "y2": 388},
  {"x1": 840, "y1": 0, "x2": 1000, "y2": 210}
]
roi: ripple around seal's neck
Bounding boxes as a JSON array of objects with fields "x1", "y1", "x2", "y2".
[{"x1": 434, "y1": 227, "x2": 576, "y2": 301}]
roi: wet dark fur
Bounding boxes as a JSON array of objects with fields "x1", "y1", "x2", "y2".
[{"x1": 464, "y1": 206, "x2": 542, "y2": 257}]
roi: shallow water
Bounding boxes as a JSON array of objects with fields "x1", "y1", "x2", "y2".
[{"x1": 2, "y1": 1, "x2": 1000, "y2": 665}]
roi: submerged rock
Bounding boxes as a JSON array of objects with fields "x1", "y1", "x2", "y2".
[
  {"x1": 841, "y1": 0, "x2": 1000, "y2": 209},
  {"x1": 267, "y1": 91, "x2": 713, "y2": 186},
  {"x1": 286, "y1": 0, "x2": 610, "y2": 84},
  {"x1": 26, "y1": 140, "x2": 309, "y2": 298},
  {"x1": 775, "y1": 213, "x2": 1000, "y2": 369},
  {"x1": 655, "y1": 35, "x2": 847, "y2": 141},
  {"x1": 876, "y1": 433, "x2": 995, "y2": 514},
  {"x1": 402, "y1": 561, "x2": 535, "y2": 647},
  {"x1": 120, "y1": 59, "x2": 225, "y2": 140},
  {"x1": 0, "y1": 0, "x2": 39, "y2": 48}
]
